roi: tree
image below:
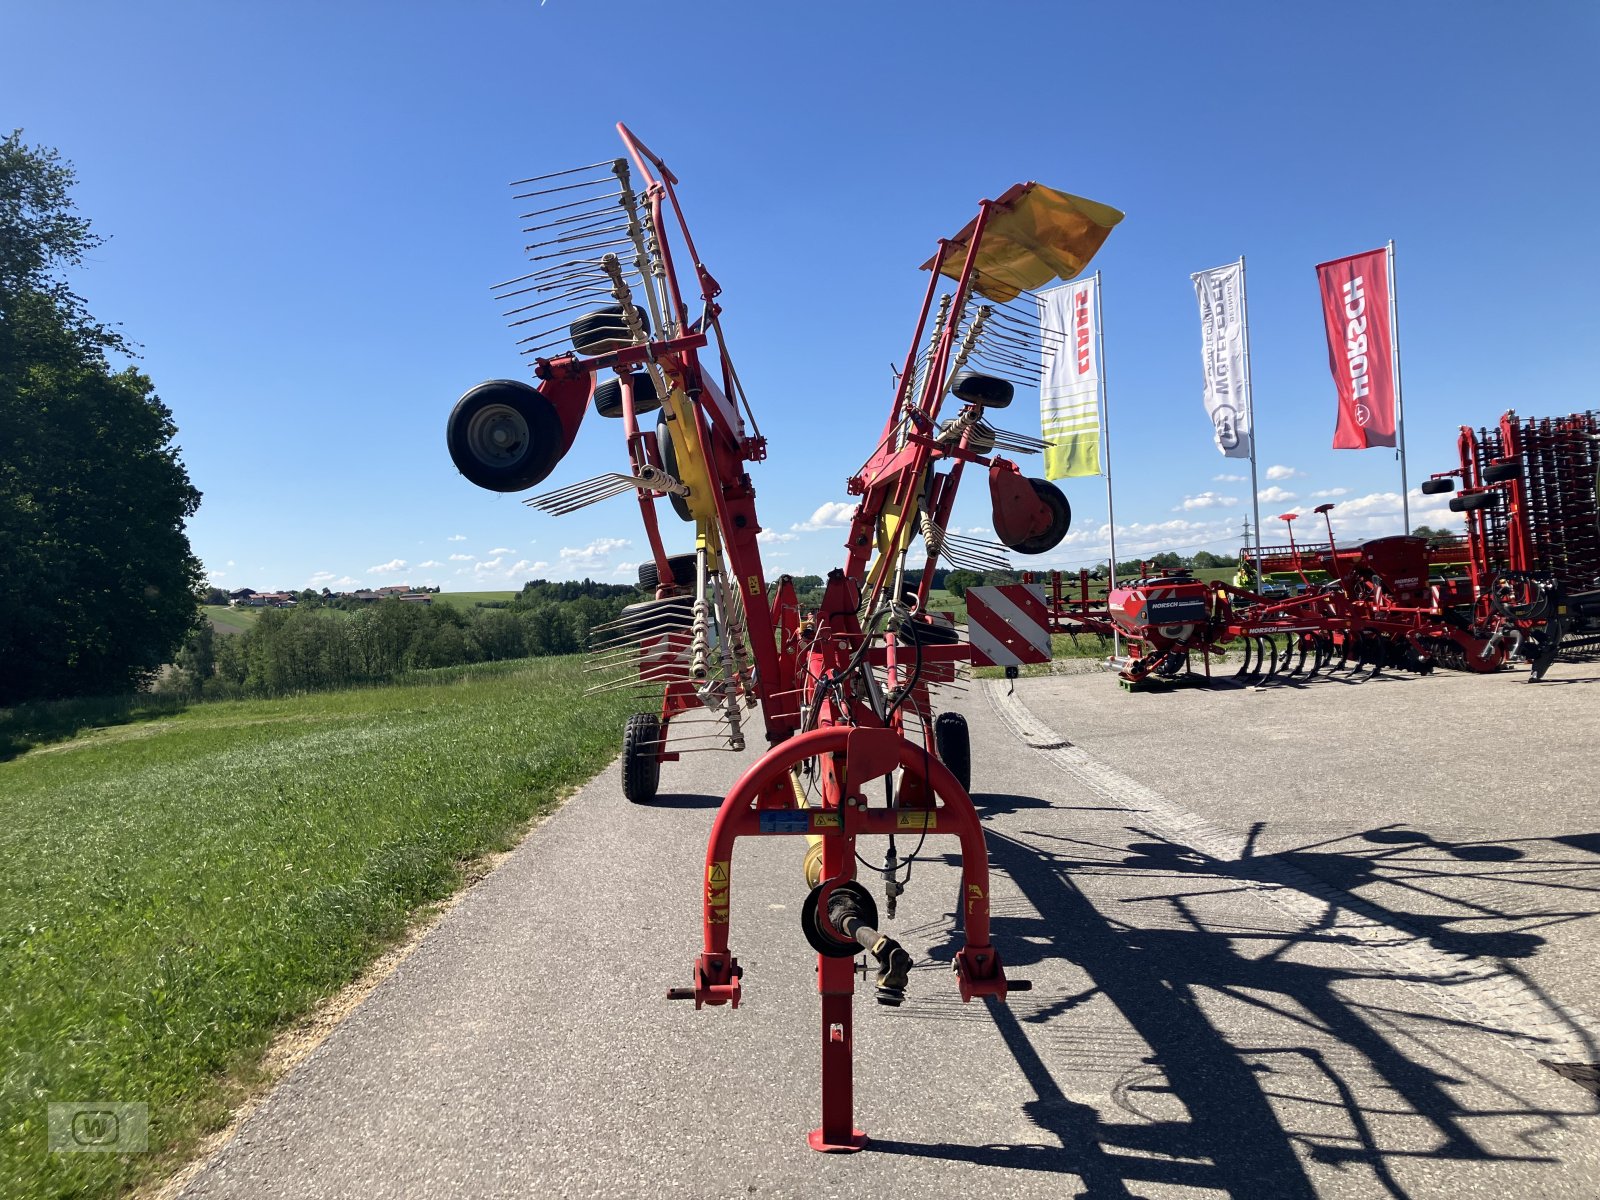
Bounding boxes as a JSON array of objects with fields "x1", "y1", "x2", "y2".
[
  {"x1": 944, "y1": 570, "x2": 980, "y2": 599},
  {"x1": 0, "y1": 131, "x2": 203, "y2": 703},
  {"x1": 1412, "y1": 524, "x2": 1461, "y2": 545}
]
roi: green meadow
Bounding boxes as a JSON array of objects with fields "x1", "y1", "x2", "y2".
[{"x1": 0, "y1": 657, "x2": 640, "y2": 1200}]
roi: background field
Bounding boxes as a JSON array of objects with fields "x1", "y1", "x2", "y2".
[{"x1": 0, "y1": 657, "x2": 642, "y2": 1200}]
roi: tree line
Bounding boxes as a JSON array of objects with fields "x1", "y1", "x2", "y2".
[
  {"x1": 2, "y1": 132, "x2": 203, "y2": 707},
  {"x1": 168, "y1": 580, "x2": 639, "y2": 700}
]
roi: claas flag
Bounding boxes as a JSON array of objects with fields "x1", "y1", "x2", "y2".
[{"x1": 922, "y1": 183, "x2": 1124, "y2": 302}]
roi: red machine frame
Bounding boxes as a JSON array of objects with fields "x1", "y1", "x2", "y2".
[{"x1": 447, "y1": 125, "x2": 1114, "y2": 1150}]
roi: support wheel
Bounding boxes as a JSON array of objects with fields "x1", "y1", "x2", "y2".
[
  {"x1": 570, "y1": 305, "x2": 650, "y2": 356},
  {"x1": 622, "y1": 712, "x2": 662, "y2": 803},
  {"x1": 656, "y1": 413, "x2": 694, "y2": 523},
  {"x1": 951, "y1": 371, "x2": 1014, "y2": 409},
  {"x1": 639, "y1": 554, "x2": 698, "y2": 593},
  {"x1": 446, "y1": 380, "x2": 564, "y2": 493},
  {"x1": 593, "y1": 372, "x2": 662, "y2": 419},
  {"x1": 933, "y1": 712, "x2": 971, "y2": 793}
]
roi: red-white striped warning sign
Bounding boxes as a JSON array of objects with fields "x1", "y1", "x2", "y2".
[{"x1": 966, "y1": 583, "x2": 1052, "y2": 667}]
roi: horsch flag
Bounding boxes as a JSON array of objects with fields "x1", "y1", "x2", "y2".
[
  {"x1": 1317, "y1": 249, "x2": 1396, "y2": 449},
  {"x1": 1037, "y1": 279, "x2": 1102, "y2": 479},
  {"x1": 1192, "y1": 261, "x2": 1252, "y2": 459}
]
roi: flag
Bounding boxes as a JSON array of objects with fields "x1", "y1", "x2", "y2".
[
  {"x1": 1037, "y1": 278, "x2": 1101, "y2": 479},
  {"x1": 1316, "y1": 248, "x2": 1396, "y2": 448},
  {"x1": 1192, "y1": 261, "x2": 1252, "y2": 459}
]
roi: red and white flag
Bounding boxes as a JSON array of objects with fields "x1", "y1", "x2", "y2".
[{"x1": 1317, "y1": 248, "x2": 1396, "y2": 449}]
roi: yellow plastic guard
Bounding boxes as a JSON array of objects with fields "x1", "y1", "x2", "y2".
[{"x1": 922, "y1": 183, "x2": 1124, "y2": 302}]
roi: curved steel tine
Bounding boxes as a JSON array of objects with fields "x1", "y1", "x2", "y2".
[
  {"x1": 1305, "y1": 637, "x2": 1322, "y2": 676},
  {"x1": 1368, "y1": 637, "x2": 1387, "y2": 679},
  {"x1": 1233, "y1": 635, "x2": 1255, "y2": 678},
  {"x1": 1285, "y1": 636, "x2": 1307, "y2": 678},
  {"x1": 1245, "y1": 636, "x2": 1264, "y2": 680},
  {"x1": 1261, "y1": 636, "x2": 1281, "y2": 680}
]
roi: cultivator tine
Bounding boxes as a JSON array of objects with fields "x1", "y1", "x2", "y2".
[
  {"x1": 1288, "y1": 637, "x2": 1310, "y2": 678},
  {"x1": 1259, "y1": 637, "x2": 1280, "y2": 680}
]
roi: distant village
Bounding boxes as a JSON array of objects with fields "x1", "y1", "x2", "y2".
[{"x1": 226, "y1": 586, "x2": 439, "y2": 608}]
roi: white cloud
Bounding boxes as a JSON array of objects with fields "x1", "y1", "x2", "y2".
[
  {"x1": 1212, "y1": 473, "x2": 1246, "y2": 483},
  {"x1": 1311, "y1": 487, "x2": 1349, "y2": 498},
  {"x1": 758, "y1": 529, "x2": 799, "y2": 544},
  {"x1": 368, "y1": 558, "x2": 408, "y2": 574},
  {"x1": 207, "y1": 570, "x2": 227, "y2": 581},
  {"x1": 613, "y1": 561, "x2": 640, "y2": 576},
  {"x1": 559, "y1": 537, "x2": 631, "y2": 571},
  {"x1": 1175, "y1": 491, "x2": 1239, "y2": 511},
  {"x1": 488, "y1": 547, "x2": 516, "y2": 556},
  {"x1": 309, "y1": 571, "x2": 337, "y2": 584},
  {"x1": 792, "y1": 501, "x2": 855, "y2": 532},
  {"x1": 473, "y1": 557, "x2": 505, "y2": 574},
  {"x1": 1265, "y1": 465, "x2": 1304, "y2": 481},
  {"x1": 1257, "y1": 486, "x2": 1297, "y2": 503},
  {"x1": 416, "y1": 559, "x2": 442, "y2": 568},
  {"x1": 449, "y1": 553, "x2": 475, "y2": 562},
  {"x1": 447, "y1": 534, "x2": 467, "y2": 542},
  {"x1": 226, "y1": 559, "x2": 236, "y2": 567}
]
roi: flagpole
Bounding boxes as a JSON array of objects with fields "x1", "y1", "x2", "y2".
[
  {"x1": 1239, "y1": 255, "x2": 1264, "y2": 586},
  {"x1": 1094, "y1": 271, "x2": 1121, "y2": 656},
  {"x1": 1387, "y1": 239, "x2": 1410, "y2": 532}
]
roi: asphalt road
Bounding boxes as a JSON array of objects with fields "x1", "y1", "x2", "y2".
[{"x1": 180, "y1": 660, "x2": 1600, "y2": 1199}]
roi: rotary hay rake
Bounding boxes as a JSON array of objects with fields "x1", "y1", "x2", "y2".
[{"x1": 445, "y1": 123, "x2": 1122, "y2": 1150}]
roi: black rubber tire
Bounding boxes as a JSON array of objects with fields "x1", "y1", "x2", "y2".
[
  {"x1": 655, "y1": 413, "x2": 694, "y2": 523},
  {"x1": 570, "y1": 305, "x2": 650, "y2": 356},
  {"x1": 951, "y1": 371, "x2": 1014, "y2": 409},
  {"x1": 1482, "y1": 462, "x2": 1521, "y2": 484},
  {"x1": 934, "y1": 712, "x2": 971, "y2": 793},
  {"x1": 901, "y1": 616, "x2": 960, "y2": 646},
  {"x1": 593, "y1": 372, "x2": 662, "y2": 419},
  {"x1": 1451, "y1": 492, "x2": 1500, "y2": 512},
  {"x1": 621, "y1": 712, "x2": 662, "y2": 803},
  {"x1": 1420, "y1": 478, "x2": 1455, "y2": 495},
  {"x1": 639, "y1": 554, "x2": 698, "y2": 592},
  {"x1": 616, "y1": 597, "x2": 695, "y2": 636},
  {"x1": 1003, "y1": 478, "x2": 1072, "y2": 555},
  {"x1": 446, "y1": 380, "x2": 564, "y2": 493}
]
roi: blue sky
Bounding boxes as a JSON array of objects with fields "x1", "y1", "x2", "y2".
[{"x1": 6, "y1": 2, "x2": 1597, "y2": 592}]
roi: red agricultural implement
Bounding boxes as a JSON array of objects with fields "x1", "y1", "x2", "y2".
[
  {"x1": 1039, "y1": 503, "x2": 1513, "y2": 690},
  {"x1": 1039, "y1": 408, "x2": 1600, "y2": 690},
  {"x1": 1420, "y1": 408, "x2": 1600, "y2": 680},
  {"x1": 444, "y1": 123, "x2": 1122, "y2": 1150}
]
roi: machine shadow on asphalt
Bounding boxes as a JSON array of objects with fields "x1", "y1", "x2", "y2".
[
  {"x1": 873, "y1": 806, "x2": 1600, "y2": 1199},
  {"x1": 641, "y1": 791, "x2": 725, "y2": 810}
]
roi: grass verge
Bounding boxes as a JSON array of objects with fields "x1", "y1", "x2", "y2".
[{"x1": 0, "y1": 656, "x2": 641, "y2": 1200}]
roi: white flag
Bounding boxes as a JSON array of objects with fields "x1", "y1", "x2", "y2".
[
  {"x1": 1192, "y1": 261, "x2": 1253, "y2": 459},
  {"x1": 1037, "y1": 279, "x2": 1101, "y2": 479}
]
